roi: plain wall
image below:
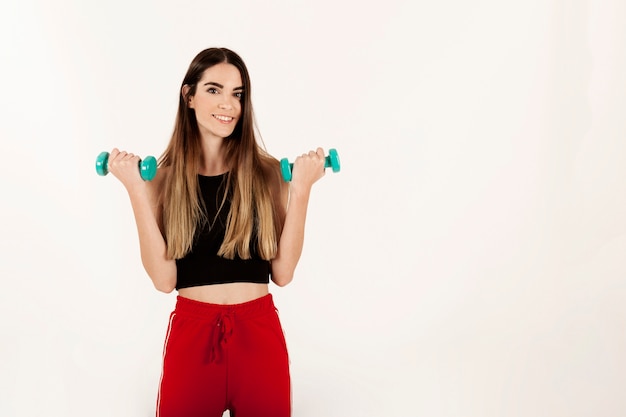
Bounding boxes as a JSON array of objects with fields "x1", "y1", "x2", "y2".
[{"x1": 1, "y1": 0, "x2": 625, "y2": 416}]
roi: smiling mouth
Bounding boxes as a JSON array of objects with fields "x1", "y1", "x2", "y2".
[{"x1": 213, "y1": 114, "x2": 234, "y2": 123}]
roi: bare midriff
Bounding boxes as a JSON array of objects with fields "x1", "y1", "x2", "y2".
[{"x1": 177, "y1": 282, "x2": 270, "y2": 305}]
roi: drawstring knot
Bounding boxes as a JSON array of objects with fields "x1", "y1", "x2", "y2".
[{"x1": 209, "y1": 313, "x2": 233, "y2": 363}]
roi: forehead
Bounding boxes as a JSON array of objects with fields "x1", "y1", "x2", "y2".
[{"x1": 198, "y1": 63, "x2": 242, "y2": 87}]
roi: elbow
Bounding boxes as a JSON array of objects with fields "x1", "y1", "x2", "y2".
[
  {"x1": 271, "y1": 271, "x2": 294, "y2": 287},
  {"x1": 152, "y1": 272, "x2": 176, "y2": 293},
  {"x1": 155, "y1": 280, "x2": 176, "y2": 293},
  {"x1": 144, "y1": 261, "x2": 177, "y2": 293}
]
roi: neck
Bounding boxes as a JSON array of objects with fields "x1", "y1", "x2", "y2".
[{"x1": 199, "y1": 134, "x2": 228, "y2": 176}]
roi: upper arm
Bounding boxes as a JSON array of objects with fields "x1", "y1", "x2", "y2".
[{"x1": 146, "y1": 165, "x2": 169, "y2": 237}]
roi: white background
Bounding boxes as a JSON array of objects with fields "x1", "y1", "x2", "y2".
[{"x1": 1, "y1": 0, "x2": 625, "y2": 416}]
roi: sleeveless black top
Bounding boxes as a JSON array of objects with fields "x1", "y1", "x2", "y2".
[{"x1": 175, "y1": 173, "x2": 271, "y2": 290}]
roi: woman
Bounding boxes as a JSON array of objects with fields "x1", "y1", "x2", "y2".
[{"x1": 108, "y1": 47, "x2": 326, "y2": 417}]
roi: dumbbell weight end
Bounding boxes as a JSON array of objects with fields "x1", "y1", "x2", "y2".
[{"x1": 95, "y1": 151, "x2": 110, "y2": 176}]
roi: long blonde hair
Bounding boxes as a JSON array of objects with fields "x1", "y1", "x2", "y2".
[{"x1": 159, "y1": 48, "x2": 282, "y2": 260}]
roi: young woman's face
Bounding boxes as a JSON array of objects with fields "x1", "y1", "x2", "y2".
[{"x1": 188, "y1": 63, "x2": 243, "y2": 140}]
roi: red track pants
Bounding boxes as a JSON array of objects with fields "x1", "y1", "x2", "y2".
[{"x1": 156, "y1": 294, "x2": 291, "y2": 417}]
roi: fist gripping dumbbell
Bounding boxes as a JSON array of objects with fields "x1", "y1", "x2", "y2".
[
  {"x1": 95, "y1": 151, "x2": 158, "y2": 181},
  {"x1": 280, "y1": 148, "x2": 341, "y2": 182}
]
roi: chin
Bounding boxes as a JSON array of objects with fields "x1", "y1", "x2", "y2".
[{"x1": 220, "y1": 129, "x2": 237, "y2": 139}]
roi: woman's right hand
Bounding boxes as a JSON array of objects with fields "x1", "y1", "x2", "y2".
[{"x1": 107, "y1": 148, "x2": 146, "y2": 193}]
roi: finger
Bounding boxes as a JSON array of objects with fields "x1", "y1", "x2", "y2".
[
  {"x1": 109, "y1": 149, "x2": 130, "y2": 171},
  {"x1": 111, "y1": 150, "x2": 127, "y2": 161},
  {"x1": 119, "y1": 152, "x2": 132, "y2": 166},
  {"x1": 109, "y1": 149, "x2": 120, "y2": 170}
]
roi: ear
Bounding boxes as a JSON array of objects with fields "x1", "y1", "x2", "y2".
[{"x1": 182, "y1": 84, "x2": 194, "y2": 108}]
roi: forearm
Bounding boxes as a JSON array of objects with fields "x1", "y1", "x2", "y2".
[
  {"x1": 271, "y1": 189, "x2": 311, "y2": 287},
  {"x1": 127, "y1": 187, "x2": 177, "y2": 293},
  {"x1": 269, "y1": 147, "x2": 326, "y2": 286}
]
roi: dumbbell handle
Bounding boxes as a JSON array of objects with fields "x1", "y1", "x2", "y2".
[
  {"x1": 280, "y1": 148, "x2": 340, "y2": 182},
  {"x1": 95, "y1": 151, "x2": 157, "y2": 181}
]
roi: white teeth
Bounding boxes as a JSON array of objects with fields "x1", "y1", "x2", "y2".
[{"x1": 213, "y1": 115, "x2": 233, "y2": 122}]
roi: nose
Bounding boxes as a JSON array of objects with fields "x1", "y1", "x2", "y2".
[{"x1": 218, "y1": 95, "x2": 236, "y2": 110}]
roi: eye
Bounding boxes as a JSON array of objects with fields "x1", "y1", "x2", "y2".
[
  {"x1": 207, "y1": 87, "x2": 218, "y2": 94},
  {"x1": 234, "y1": 92, "x2": 243, "y2": 100}
]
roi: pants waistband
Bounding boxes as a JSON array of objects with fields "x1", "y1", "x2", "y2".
[
  {"x1": 173, "y1": 294, "x2": 277, "y2": 364},
  {"x1": 174, "y1": 293, "x2": 276, "y2": 321}
]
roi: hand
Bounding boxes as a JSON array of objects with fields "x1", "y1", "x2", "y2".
[
  {"x1": 290, "y1": 147, "x2": 326, "y2": 194},
  {"x1": 107, "y1": 148, "x2": 145, "y2": 193}
]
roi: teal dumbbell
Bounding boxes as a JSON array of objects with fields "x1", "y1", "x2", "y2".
[
  {"x1": 95, "y1": 151, "x2": 158, "y2": 181},
  {"x1": 280, "y1": 148, "x2": 340, "y2": 182}
]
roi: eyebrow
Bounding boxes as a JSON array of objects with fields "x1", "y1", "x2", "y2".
[{"x1": 203, "y1": 81, "x2": 244, "y2": 91}]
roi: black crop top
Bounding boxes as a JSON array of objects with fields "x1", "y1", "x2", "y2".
[{"x1": 175, "y1": 173, "x2": 271, "y2": 290}]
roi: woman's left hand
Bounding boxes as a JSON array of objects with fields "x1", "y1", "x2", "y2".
[{"x1": 289, "y1": 147, "x2": 326, "y2": 195}]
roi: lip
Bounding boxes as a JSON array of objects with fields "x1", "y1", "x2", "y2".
[{"x1": 212, "y1": 114, "x2": 235, "y2": 124}]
